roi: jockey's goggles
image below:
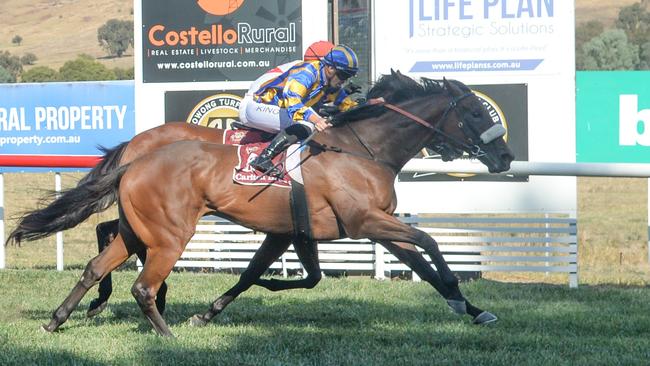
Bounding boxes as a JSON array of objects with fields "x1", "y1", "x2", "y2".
[{"x1": 335, "y1": 69, "x2": 356, "y2": 81}]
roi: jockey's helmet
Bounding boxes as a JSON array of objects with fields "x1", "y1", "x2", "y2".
[
  {"x1": 304, "y1": 40, "x2": 335, "y2": 61},
  {"x1": 322, "y1": 44, "x2": 359, "y2": 80}
]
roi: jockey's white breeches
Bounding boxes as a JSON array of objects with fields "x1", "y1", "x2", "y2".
[{"x1": 238, "y1": 94, "x2": 315, "y2": 133}]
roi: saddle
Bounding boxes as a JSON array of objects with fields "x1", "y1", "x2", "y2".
[
  {"x1": 224, "y1": 126, "x2": 313, "y2": 245},
  {"x1": 223, "y1": 128, "x2": 303, "y2": 188}
]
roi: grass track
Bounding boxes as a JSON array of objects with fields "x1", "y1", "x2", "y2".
[{"x1": 1, "y1": 270, "x2": 649, "y2": 365}]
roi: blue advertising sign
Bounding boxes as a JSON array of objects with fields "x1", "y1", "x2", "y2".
[{"x1": 0, "y1": 81, "x2": 135, "y2": 171}]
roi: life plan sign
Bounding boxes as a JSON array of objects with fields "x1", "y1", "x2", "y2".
[
  {"x1": 577, "y1": 71, "x2": 650, "y2": 163},
  {"x1": 0, "y1": 81, "x2": 135, "y2": 166}
]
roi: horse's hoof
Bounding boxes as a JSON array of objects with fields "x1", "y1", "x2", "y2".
[
  {"x1": 189, "y1": 315, "x2": 207, "y2": 327},
  {"x1": 446, "y1": 299, "x2": 467, "y2": 315},
  {"x1": 472, "y1": 311, "x2": 498, "y2": 325},
  {"x1": 86, "y1": 300, "x2": 108, "y2": 318},
  {"x1": 40, "y1": 324, "x2": 54, "y2": 333}
]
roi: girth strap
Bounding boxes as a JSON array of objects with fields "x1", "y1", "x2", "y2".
[{"x1": 290, "y1": 178, "x2": 313, "y2": 247}]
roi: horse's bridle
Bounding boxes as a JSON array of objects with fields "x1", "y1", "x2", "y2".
[
  {"x1": 381, "y1": 91, "x2": 490, "y2": 158},
  {"x1": 313, "y1": 90, "x2": 505, "y2": 164}
]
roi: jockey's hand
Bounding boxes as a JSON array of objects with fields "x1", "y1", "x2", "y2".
[
  {"x1": 319, "y1": 104, "x2": 340, "y2": 117},
  {"x1": 367, "y1": 97, "x2": 385, "y2": 105},
  {"x1": 345, "y1": 82, "x2": 362, "y2": 95},
  {"x1": 313, "y1": 117, "x2": 331, "y2": 132}
]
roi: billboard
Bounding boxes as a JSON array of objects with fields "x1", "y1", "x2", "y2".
[
  {"x1": 373, "y1": 0, "x2": 576, "y2": 214},
  {"x1": 399, "y1": 83, "x2": 529, "y2": 182},
  {"x1": 380, "y1": 0, "x2": 568, "y2": 76},
  {"x1": 0, "y1": 81, "x2": 135, "y2": 171},
  {"x1": 576, "y1": 71, "x2": 650, "y2": 163},
  {"x1": 141, "y1": 0, "x2": 303, "y2": 83},
  {"x1": 165, "y1": 90, "x2": 246, "y2": 129}
]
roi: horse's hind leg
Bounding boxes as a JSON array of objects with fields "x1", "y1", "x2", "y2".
[
  {"x1": 87, "y1": 219, "x2": 168, "y2": 318},
  {"x1": 130, "y1": 248, "x2": 181, "y2": 337},
  {"x1": 190, "y1": 233, "x2": 292, "y2": 326},
  {"x1": 87, "y1": 219, "x2": 119, "y2": 318},
  {"x1": 134, "y1": 247, "x2": 168, "y2": 315},
  {"x1": 42, "y1": 233, "x2": 132, "y2": 333}
]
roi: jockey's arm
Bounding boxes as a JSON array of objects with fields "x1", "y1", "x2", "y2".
[
  {"x1": 332, "y1": 88, "x2": 358, "y2": 112},
  {"x1": 333, "y1": 86, "x2": 385, "y2": 110},
  {"x1": 283, "y1": 74, "x2": 330, "y2": 132}
]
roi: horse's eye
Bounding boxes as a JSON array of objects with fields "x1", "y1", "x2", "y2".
[{"x1": 472, "y1": 111, "x2": 481, "y2": 118}]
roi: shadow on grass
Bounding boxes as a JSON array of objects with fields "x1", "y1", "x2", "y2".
[
  {"x1": 23, "y1": 280, "x2": 650, "y2": 335},
  {"x1": 0, "y1": 346, "x2": 107, "y2": 366},
  {"x1": 28, "y1": 261, "x2": 140, "y2": 271},
  {"x1": 24, "y1": 295, "x2": 462, "y2": 332},
  {"x1": 10, "y1": 279, "x2": 650, "y2": 365}
]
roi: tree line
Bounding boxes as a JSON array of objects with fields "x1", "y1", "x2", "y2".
[
  {"x1": 576, "y1": 1, "x2": 650, "y2": 70},
  {"x1": 0, "y1": 19, "x2": 133, "y2": 83}
]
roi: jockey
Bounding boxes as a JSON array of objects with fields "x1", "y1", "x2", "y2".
[
  {"x1": 239, "y1": 44, "x2": 361, "y2": 176},
  {"x1": 244, "y1": 40, "x2": 335, "y2": 97}
]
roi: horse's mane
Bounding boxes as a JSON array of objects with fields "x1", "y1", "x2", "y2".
[{"x1": 331, "y1": 72, "x2": 469, "y2": 125}]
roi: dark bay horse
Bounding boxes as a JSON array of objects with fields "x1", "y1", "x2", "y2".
[{"x1": 8, "y1": 74, "x2": 514, "y2": 336}]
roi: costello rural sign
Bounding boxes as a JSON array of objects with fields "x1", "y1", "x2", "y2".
[
  {"x1": 577, "y1": 71, "x2": 650, "y2": 164},
  {"x1": 141, "y1": 0, "x2": 302, "y2": 83}
]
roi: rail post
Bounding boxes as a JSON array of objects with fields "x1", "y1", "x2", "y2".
[
  {"x1": 0, "y1": 173, "x2": 5, "y2": 269},
  {"x1": 55, "y1": 173, "x2": 63, "y2": 271}
]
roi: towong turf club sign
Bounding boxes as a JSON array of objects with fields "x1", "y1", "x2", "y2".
[{"x1": 142, "y1": 0, "x2": 303, "y2": 83}]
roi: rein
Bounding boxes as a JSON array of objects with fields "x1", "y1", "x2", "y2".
[
  {"x1": 381, "y1": 92, "x2": 487, "y2": 158},
  {"x1": 312, "y1": 90, "x2": 490, "y2": 165}
]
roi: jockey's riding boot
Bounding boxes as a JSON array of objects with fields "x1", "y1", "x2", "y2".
[{"x1": 250, "y1": 130, "x2": 296, "y2": 177}]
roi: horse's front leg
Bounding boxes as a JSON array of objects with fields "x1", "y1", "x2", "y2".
[
  {"x1": 189, "y1": 233, "x2": 292, "y2": 326},
  {"x1": 254, "y1": 236, "x2": 322, "y2": 291},
  {"x1": 378, "y1": 240, "x2": 489, "y2": 320},
  {"x1": 378, "y1": 240, "x2": 451, "y2": 297},
  {"x1": 360, "y1": 213, "x2": 497, "y2": 325}
]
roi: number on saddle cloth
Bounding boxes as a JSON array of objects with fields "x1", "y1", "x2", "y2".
[
  {"x1": 230, "y1": 139, "x2": 294, "y2": 188},
  {"x1": 223, "y1": 127, "x2": 275, "y2": 146}
]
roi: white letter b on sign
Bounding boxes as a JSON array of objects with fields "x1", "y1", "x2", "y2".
[{"x1": 619, "y1": 94, "x2": 650, "y2": 146}]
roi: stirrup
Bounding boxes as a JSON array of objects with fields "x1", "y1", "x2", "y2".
[
  {"x1": 262, "y1": 165, "x2": 285, "y2": 178},
  {"x1": 251, "y1": 159, "x2": 284, "y2": 178}
]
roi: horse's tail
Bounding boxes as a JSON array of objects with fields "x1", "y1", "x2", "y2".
[
  {"x1": 75, "y1": 142, "x2": 128, "y2": 207},
  {"x1": 79, "y1": 142, "x2": 128, "y2": 184},
  {"x1": 6, "y1": 164, "x2": 130, "y2": 246}
]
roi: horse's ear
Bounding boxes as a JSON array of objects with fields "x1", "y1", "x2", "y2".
[
  {"x1": 390, "y1": 68, "x2": 397, "y2": 76},
  {"x1": 442, "y1": 77, "x2": 450, "y2": 89}
]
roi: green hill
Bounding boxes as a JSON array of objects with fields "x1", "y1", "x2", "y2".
[{"x1": 0, "y1": 0, "x2": 133, "y2": 71}]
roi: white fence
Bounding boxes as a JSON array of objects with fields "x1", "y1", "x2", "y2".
[
  {"x1": 168, "y1": 215, "x2": 578, "y2": 287},
  {"x1": 1, "y1": 160, "x2": 647, "y2": 281}
]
